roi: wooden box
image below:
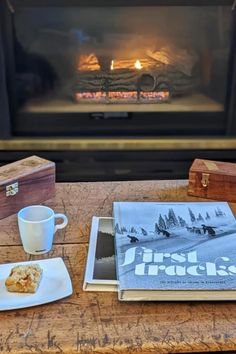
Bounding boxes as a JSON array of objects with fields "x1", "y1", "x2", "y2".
[
  {"x1": 0, "y1": 155, "x2": 55, "y2": 219},
  {"x1": 188, "y1": 158, "x2": 236, "y2": 202}
]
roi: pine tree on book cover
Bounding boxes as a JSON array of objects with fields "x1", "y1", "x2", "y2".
[{"x1": 113, "y1": 201, "x2": 236, "y2": 301}]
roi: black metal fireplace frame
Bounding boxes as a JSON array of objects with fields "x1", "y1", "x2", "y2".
[{"x1": 1, "y1": 0, "x2": 236, "y2": 138}]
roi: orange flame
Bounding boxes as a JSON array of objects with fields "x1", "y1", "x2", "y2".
[{"x1": 110, "y1": 60, "x2": 114, "y2": 70}]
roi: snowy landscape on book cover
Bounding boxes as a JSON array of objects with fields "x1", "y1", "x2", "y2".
[{"x1": 113, "y1": 202, "x2": 236, "y2": 291}]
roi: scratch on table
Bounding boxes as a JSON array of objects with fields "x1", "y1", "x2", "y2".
[
  {"x1": 23, "y1": 311, "x2": 35, "y2": 339},
  {"x1": 5, "y1": 330, "x2": 14, "y2": 352},
  {"x1": 47, "y1": 330, "x2": 63, "y2": 353}
]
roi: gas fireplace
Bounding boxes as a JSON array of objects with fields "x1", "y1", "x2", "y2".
[
  {"x1": 1, "y1": 0, "x2": 236, "y2": 137},
  {"x1": 75, "y1": 46, "x2": 194, "y2": 104}
]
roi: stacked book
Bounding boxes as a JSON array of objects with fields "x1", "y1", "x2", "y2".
[{"x1": 83, "y1": 201, "x2": 236, "y2": 301}]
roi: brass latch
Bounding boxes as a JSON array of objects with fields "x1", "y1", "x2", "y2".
[
  {"x1": 6, "y1": 182, "x2": 19, "y2": 196},
  {"x1": 201, "y1": 173, "x2": 210, "y2": 188}
]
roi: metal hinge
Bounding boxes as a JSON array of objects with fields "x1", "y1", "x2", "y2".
[
  {"x1": 6, "y1": 182, "x2": 19, "y2": 196},
  {"x1": 201, "y1": 173, "x2": 210, "y2": 188}
]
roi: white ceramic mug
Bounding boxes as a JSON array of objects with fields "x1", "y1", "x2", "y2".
[{"x1": 18, "y1": 205, "x2": 68, "y2": 255}]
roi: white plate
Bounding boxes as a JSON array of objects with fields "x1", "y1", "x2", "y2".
[{"x1": 0, "y1": 257, "x2": 73, "y2": 311}]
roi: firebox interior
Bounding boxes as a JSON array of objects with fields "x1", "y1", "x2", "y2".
[{"x1": 14, "y1": 5, "x2": 231, "y2": 112}]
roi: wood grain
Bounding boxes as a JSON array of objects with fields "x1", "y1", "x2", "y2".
[
  {"x1": 0, "y1": 156, "x2": 55, "y2": 219},
  {"x1": 0, "y1": 180, "x2": 236, "y2": 354},
  {"x1": 188, "y1": 159, "x2": 236, "y2": 202}
]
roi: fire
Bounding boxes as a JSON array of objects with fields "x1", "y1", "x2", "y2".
[
  {"x1": 134, "y1": 59, "x2": 142, "y2": 70},
  {"x1": 110, "y1": 60, "x2": 114, "y2": 71},
  {"x1": 75, "y1": 91, "x2": 170, "y2": 103}
]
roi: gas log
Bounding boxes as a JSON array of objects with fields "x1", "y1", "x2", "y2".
[
  {"x1": 76, "y1": 64, "x2": 198, "y2": 96},
  {"x1": 76, "y1": 45, "x2": 199, "y2": 98}
]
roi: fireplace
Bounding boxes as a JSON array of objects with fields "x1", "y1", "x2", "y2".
[
  {"x1": 1, "y1": 0, "x2": 236, "y2": 138},
  {"x1": 1, "y1": 0, "x2": 236, "y2": 182}
]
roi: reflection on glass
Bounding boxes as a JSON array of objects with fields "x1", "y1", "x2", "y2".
[{"x1": 14, "y1": 6, "x2": 232, "y2": 112}]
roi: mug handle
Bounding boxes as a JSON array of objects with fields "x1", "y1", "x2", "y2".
[{"x1": 54, "y1": 213, "x2": 68, "y2": 233}]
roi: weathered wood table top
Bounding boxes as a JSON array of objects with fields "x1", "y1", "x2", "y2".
[{"x1": 1, "y1": 180, "x2": 236, "y2": 354}]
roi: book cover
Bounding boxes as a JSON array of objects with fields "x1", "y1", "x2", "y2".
[
  {"x1": 113, "y1": 201, "x2": 236, "y2": 301},
  {"x1": 83, "y1": 216, "x2": 117, "y2": 291}
]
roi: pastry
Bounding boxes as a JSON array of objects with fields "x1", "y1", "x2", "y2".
[{"x1": 5, "y1": 263, "x2": 43, "y2": 293}]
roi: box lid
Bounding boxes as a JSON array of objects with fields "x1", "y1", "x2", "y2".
[
  {"x1": 0, "y1": 155, "x2": 55, "y2": 219},
  {"x1": 0, "y1": 155, "x2": 55, "y2": 186},
  {"x1": 190, "y1": 159, "x2": 236, "y2": 176}
]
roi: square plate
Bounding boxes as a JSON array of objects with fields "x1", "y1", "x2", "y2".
[{"x1": 0, "y1": 257, "x2": 73, "y2": 311}]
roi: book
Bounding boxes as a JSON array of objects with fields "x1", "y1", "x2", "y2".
[
  {"x1": 113, "y1": 201, "x2": 236, "y2": 301},
  {"x1": 83, "y1": 216, "x2": 118, "y2": 291}
]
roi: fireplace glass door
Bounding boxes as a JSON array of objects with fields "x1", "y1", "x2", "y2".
[{"x1": 7, "y1": 2, "x2": 235, "y2": 135}]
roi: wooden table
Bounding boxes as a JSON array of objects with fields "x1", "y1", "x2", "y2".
[{"x1": 1, "y1": 180, "x2": 236, "y2": 354}]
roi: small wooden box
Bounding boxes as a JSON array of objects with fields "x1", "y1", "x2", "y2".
[
  {"x1": 188, "y1": 158, "x2": 236, "y2": 202},
  {"x1": 0, "y1": 155, "x2": 55, "y2": 219}
]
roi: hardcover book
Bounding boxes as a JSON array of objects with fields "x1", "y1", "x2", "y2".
[
  {"x1": 113, "y1": 201, "x2": 236, "y2": 301},
  {"x1": 83, "y1": 216, "x2": 117, "y2": 291}
]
